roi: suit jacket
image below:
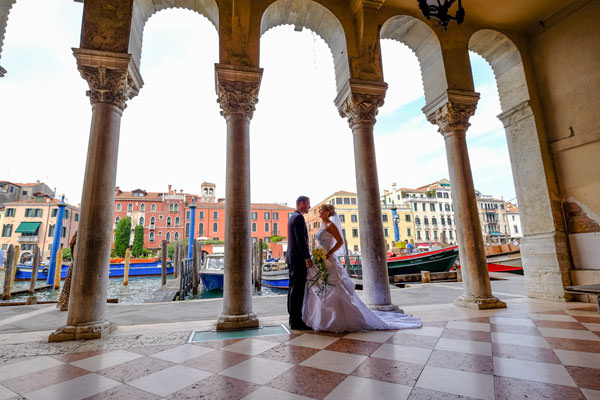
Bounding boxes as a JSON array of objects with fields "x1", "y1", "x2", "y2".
[{"x1": 286, "y1": 210, "x2": 311, "y2": 266}]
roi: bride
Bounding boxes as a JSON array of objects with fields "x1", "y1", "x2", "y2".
[{"x1": 302, "y1": 204, "x2": 422, "y2": 332}]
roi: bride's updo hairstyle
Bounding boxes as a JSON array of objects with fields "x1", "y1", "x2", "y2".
[{"x1": 321, "y1": 204, "x2": 335, "y2": 216}]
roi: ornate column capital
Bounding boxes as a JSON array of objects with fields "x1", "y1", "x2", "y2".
[
  {"x1": 73, "y1": 48, "x2": 143, "y2": 111},
  {"x1": 215, "y1": 64, "x2": 263, "y2": 120},
  {"x1": 335, "y1": 79, "x2": 387, "y2": 128},
  {"x1": 497, "y1": 100, "x2": 533, "y2": 128},
  {"x1": 422, "y1": 90, "x2": 480, "y2": 136}
]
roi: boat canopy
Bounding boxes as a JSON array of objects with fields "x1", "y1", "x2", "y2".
[{"x1": 15, "y1": 221, "x2": 41, "y2": 234}]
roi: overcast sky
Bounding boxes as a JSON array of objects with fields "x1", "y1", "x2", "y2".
[{"x1": 0, "y1": 0, "x2": 516, "y2": 208}]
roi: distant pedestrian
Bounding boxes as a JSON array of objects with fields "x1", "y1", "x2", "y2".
[{"x1": 405, "y1": 239, "x2": 413, "y2": 253}]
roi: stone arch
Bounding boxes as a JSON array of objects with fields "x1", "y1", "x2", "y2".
[
  {"x1": 469, "y1": 29, "x2": 572, "y2": 300},
  {"x1": 0, "y1": 0, "x2": 16, "y2": 76},
  {"x1": 260, "y1": 0, "x2": 350, "y2": 94},
  {"x1": 380, "y1": 15, "x2": 447, "y2": 104},
  {"x1": 128, "y1": 0, "x2": 219, "y2": 70}
]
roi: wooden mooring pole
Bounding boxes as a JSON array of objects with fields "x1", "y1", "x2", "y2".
[
  {"x1": 9, "y1": 245, "x2": 19, "y2": 293},
  {"x1": 123, "y1": 248, "x2": 131, "y2": 286},
  {"x1": 161, "y1": 240, "x2": 167, "y2": 286},
  {"x1": 173, "y1": 244, "x2": 179, "y2": 279},
  {"x1": 54, "y1": 244, "x2": 63, "y2": 290},
  {"x1": 2, "y1": 245, "x2": 14, "y2": 300},
  {"x1": 28, "y1": 246, "x2": 40, "y2": 295}
]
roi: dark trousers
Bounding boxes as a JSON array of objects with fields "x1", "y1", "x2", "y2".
[{"x1": 287, "y1": 262, "x2": 307, "y2": 325}]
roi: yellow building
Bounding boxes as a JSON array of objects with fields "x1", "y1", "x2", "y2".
[{"x1": 307, "y1": 191, "x2": 414, "y2": 254}]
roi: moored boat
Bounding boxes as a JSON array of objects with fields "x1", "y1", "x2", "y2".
[
  {"x1": 15, "y1": 260, "x2": 173, "y2": 280},
  {"x1": 199, "y1": 254, "x2": 224, "y2": 291},
  {"x1": 261, "y1": 261, "x2": 289, "y2": 289}
]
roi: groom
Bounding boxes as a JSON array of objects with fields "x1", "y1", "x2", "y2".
[{"x1": 286, "y1": 195, "x2": 314, "y2": 330}]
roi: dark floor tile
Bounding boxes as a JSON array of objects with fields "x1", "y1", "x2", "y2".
[
  {"x1": 545, "y1": 337, "x2": 600, "y2": 353},
  {"x1": 257, "y1": 343, "x2": 320, "y2": 364},
  {"x1": 267, "y1": 365, "x2": 345, "y2": 400},
  {"x1": 566, "y1": 365, "x2": 600, "y2": 390},
  {"x1": 491, "y1": 342, "x2": 561, "y2": 363},
  {"x1": 97, "y1": 356, "x2": 174, "y2": 383},
  {"x1": 167, "y1": 375, "x2": 259, "y2": 400},
  {"x1": 324, "y1": 338, "x2": 382, "y2": 356},
  {"x1": 352, "y1": 357, "x2": 424, "y2": 386},
  {"x1": 2, "y1": 364, "x2": 89, "y2": 393},
  {"x1": 52, "y1": 350, "x2": 106, "y2": 363},
  {"x1": 128, "y1": 344, "x2": 179, "y2": 356},
  {"x1": 494, "y1": 375, "x2": 585, "y2": 400},
  {"x1": 426, "y1": 349, "x2": 493, "y2": 374},
  {"x1": 573, "y1": 315, "x2": 600, "y2": 324},
  {"x1": 533, "y1": 320, "x2": 587, "y2": 330}
]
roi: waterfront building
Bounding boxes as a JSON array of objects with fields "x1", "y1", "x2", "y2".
[
  {"x1": 0, "y1": 180, "x2": 55, "y2": 208},
  {"x1": 0, "y1": 195, "x2": 79, "y2": 263},
  {"x1": 307, "y1": 190, "x2": 414, "y2": 254},
  {"x1": 505, "y1": 202, "x2": 523, "y2": 240},
  {"x1": 112, "y1": 183, "x2": 293, "y2": 250},
  {"x1": 475, "y1": 193, "x2": 513, "y2": 244}
]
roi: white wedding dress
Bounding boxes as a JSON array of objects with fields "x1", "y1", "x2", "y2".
[{"x1": 302, "y1": 225, "x2": 422, "y2": 333}]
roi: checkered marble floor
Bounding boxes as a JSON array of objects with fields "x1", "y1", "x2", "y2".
[{"x1": 1, "y1": 306, "x2": 599, "y2": 399}]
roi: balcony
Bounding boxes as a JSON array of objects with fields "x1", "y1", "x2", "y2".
[
  {"x1": 149, "y1": 224, "x2": 156, "y2": 230},
  {"x1": 18, "y1": 235, "x2": 38, "y2": 243}
]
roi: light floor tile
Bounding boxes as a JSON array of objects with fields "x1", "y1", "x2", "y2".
[
  {"x1": 222, "y1": 339, "x2": 280, "y2": 356},
  {"x1": 583, "y1": 323, "x2": 600, "y2": 332},
  {"x1": 344, "y1": 331, "x2": 395, "y2": 343},
  {"x1": 538, "y1": 327, "x2": 600, "y2": 341},
  {"x1": 151, "y1": 344, "x2": 213, "y2": 363},
  {"x1": 324, "y1": 376, "x2": 412, "y2": 400},
  {"x1": 491, "y1": 332, "x2": 550, "y2": 348},
  {"x1": 392, "y1": 326, "x2": 443, "y2": 337},
  {"x1": 0, "y1": 385, "x2": 16, "y2": 400},
  {"x1": 242, "y1": 386, "x2": 313, "y2": 400},
  {"x1": 371, "y1": 343, "x2": 432, "y2": 365},
  {"x1": 287, "y1": 334, "x2": 339, "y2": 349},
  {"x1": 435, "y1": 337, "x2": 492, "y2": 356},
  {"x1": 554, "y1": 349, "x2": 600, "y2": 368},
  {"x1": 416, "y1": 365, "x2": 494, "y2": 400},
  {"x1": 530, "y1": 313, "x2": 577, "y2": 322},
  {"x1": 70, "y1": 350, "x2": 142, "y2": 372},
  {"x1": 490, "y1": 317, "x2": 536, "y2": 327},
  {"x1": 300, "y1": 350, "x2": 366, "y2": 374},
  {"x1": 0, "y1": 356, "x2": 63, "y2": 381},
  {"x1": 447, "y1": 320, "x2": 491, "y2": 332},
  {"x1": 24, "y1": 373, "x2": 120, "y2": 400},
  {"x1": 220, "y1": 357, "x2": 293, "y2": 385},
  {"x1": 582, "y1": 388, "x2": 600, "y2": 400},
  {"x1": 128, "y1": 365, "x2": 211, "y2": 397},
  {"x1": 493, "y1": 357, "x2": 576, "y2": 387}
]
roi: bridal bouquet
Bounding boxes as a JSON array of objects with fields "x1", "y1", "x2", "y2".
[{"x1": 308, "y1": 247, "x2": 334, "y2": 299}]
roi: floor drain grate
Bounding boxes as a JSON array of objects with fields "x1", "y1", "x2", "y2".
[{"x1": 188, "y1": 324, "x2": 290, "y2": 343}]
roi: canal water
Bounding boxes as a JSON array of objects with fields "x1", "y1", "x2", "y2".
[{"x1": 0, "y1": 270, "x2": 286, "y2": 304}]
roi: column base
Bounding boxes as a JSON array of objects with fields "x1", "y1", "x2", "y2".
[
  {"x1": 216, "y1": 313, "x2": 259, "y2": 331},
  {"x1": 454, "y1": 295, "x2": 507, "y2": 310},
  {"x1": 48, "y1": 320, "x2": 115, "y2": 342}
]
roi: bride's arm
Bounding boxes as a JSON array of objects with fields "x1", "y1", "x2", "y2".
[{"x1": 325, "y1": 223, "x2": 344, "y2": 258}]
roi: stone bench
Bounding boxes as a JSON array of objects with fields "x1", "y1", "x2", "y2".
[{"x1": 565, "y1": 284, "x2": 600, "y2": 313}]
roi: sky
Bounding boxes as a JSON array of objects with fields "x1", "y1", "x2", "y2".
[{"x1": 0, "y1": 0, "x2": 516, "y2": 208}]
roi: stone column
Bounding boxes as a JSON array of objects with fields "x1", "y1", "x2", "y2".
[
  {"x1": 215, "y1": 64, "x2": 262, "y2": 330},
  {"x1": 335, "y1": 79, "x2": 398, "y2": 311},
  {"x1": 498, "y1": 101, "x2": 572, "y2": 300},
  {"x1": 49, "y1": 49, "x2": 142, "y2": 342},
  {"x1": 424, "y1": 90, "x2": 506, "y2": 310}
]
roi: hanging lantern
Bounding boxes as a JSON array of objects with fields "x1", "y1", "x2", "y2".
[{"x1": 417, "y1": 0, "x2": 465, "y2": 31}]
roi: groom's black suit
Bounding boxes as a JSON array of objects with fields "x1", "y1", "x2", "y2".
[{"x1": 286, "y1": 210, "x2": 311, "y2": 328}]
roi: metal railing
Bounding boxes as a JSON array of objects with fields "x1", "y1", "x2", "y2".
[
  {"x1": 178, "y1": 258, "x2": 194, "y2": 300},
  {"x1": 18, "y1": 236, "x2": 38, "y2": 243}
]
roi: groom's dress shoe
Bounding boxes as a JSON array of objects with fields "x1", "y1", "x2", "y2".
[{"x1": 290, "y1": 322, "x2": 312, "y2": 331}]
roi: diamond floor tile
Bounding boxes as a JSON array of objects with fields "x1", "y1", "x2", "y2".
[
  {"x1": 493, "y1": 356, "x2": 576, "y2": 387},
  {"x1": 128, "y1": 365, "x2": 212, "y2": 397},
  {"x1": 324, "y1": 375, "x2": 412, "y2": 400},
  {"x1": 70, "y1": 350, "x2": 142, "y2": 372},
  {"x1": 300, "y1": 350, "x2": 366, "y2": 374},
  {"x1": 416, "y1": 365, "x2": 494, "y2": 400},
  {"x1": 23, "y1": 373, "x2": 121, "y2": 400},
  {"x1": 150, "y1": 344, "x2": 214, "y2": 363},
  {"x1": 220, "y1": 356, "x2": 294, "y2": 385},
  {"x1": 371, "y1": 343, "x2": 432, "y2": 365}
]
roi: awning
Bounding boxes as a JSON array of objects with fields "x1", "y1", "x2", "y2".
[{"x1": 15, "y1": 222, "x2": 41, "y2": 234}]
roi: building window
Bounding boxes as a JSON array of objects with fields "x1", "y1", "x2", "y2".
[
  {"x1": 199, "y1": 223, "x2": 204, "y2": 235},
  {"x1": 273, "y1": 212, "x2": 279, "y2": 220},
  {"x1": 404, "y1": 214, "x2": 410, "y2": 222},
  {"x1": 115, "y1": 216, "x2": 120, "y2": 225},
  {"x1": 175, "y1": 217, "x2": 180, "y2": 226},
  {"x1": 264, "y1": 212, "x2": 270, "y2": 220},
  {"x1": 25, "y1": 208, "x2": 42, "y2": 218},
  {"x1": 273, "y1": 223, "x2": 278, "y2": 235},
  {"x1": 407, "y1": 228, "x2": 411, "y2": 237},
  {"x1": 185, "y1": 223, "x2": 189, "y2": 236},
  {"x1": 174, "y1": 232, "x2": 179, "y2": 240},
  {"x1": 432, "y1": 217, "x2": 437, "y2": 226},
  {"x1": 139, "y1": 217, "x2": 144, "y2": 226},
  {"x1": 151, "y1": 204, "x2": 156, "y2": 211},
  {"x1": 351, "y1": 198, "x2": 357, "y2": 205},
  {"x1": 447, "y1": 217, "x2": 452, "y2": 226},
  {"x1": 441, "y1": 217, "x2": 446, "y2": 225},
  {"x1": 413, "y1": 203, "x2": 417, "y2": 211},
  {"x1": 1, "y1": 224, "x2": 13, "y2": 237},
  {"x1": 116, "y1": 204, "x2": 121, "y2": 211},
  {"x1": 444, "y1": 193, "x2": 449, "y2": 198},
  {"x1": 167, "y1": 217, "x2": 172, "y2": 227},
  {"x1": 252, "y1": 222, "x2": 257, "y2": 232},
  {"x1": 430, "y1": 203, "x2": 435, "y2": 211},
  {"x1": 336, "y1": 197, "x2": 343, "y2": 204},
  {"x1": 434, "y1": 231, "x2": 438, "y2": 239},
  {"x1": 343, "y1": 198, "x2": 350, "y2": 204},
  {"x1": 199, "y1": 211, "x2": 204, "y2": 220},
  {"x1": 353, "y1": 245, "x2": 359, "y2": 252},
  {"x1": 265, "y1": 223, "x2": 269, "y2": 232},
  {"x1": 351, "y1": 214, "x2": 357, "y2": 223},
  {"x1": 51, "y1": 208, "x2": 58, "y2": 217},
  {"x1": 384, "y1": 228, "x2": 388, "y2": 237},
  {"x1": 4, "y1": 208, "x2": 15, "y2": 217},
  {"x1": 449, "y1": 231, "x2": 453, "y2": 239},
  {"x1": 445, "y1": 204, "x2": 450, "y2": 211},
  {"x1": 174, "y1": 204, "x2": 179, "y2": 212},
  {"x1": 421, "y1": 203, "x2": 425, "y2": 211},
  {"x1": 439, "y1": 204, "x2": 443, "y2": 211},
  {"x1": 424, "y1": 217, "x2": 429, "y2": 226},
  {"x1": 128, "y1": 203, "x2": 133, "y2": 212},
  {"x1": 48, "y1": 224, "x2": 54, "y2": 237},
  {"x1": 425, "y1": 231, "x2": 430, "y2": 240},
  {"x1": 417, "y1": 231, "x2": 421, "y2": 240},
  {"x1": 166, "y1": 232, "x2": 171, "y2": 242},
  {"x1": 339, "y1": 214, "x2": 345, "y2": 223},
  {"x1": 352, "y1": 228, "x2": 358, "y2": 238},
  {"x1": 213, "y1": 222, "x2": 218, "y2": 232},
  {"x1": 140, "y1": 203, "x2": 145, "y2": 212},
  {"x1": 415, "y1": 217, "x2": 421, "y2": 225},
  {"x1": 342, "y1": 228, "x2": 346, "y2": 238},
  {"x1": 150, "y1": 216, "x2": 156, "y2": 226},
  {"x1": 213, "y1": 211, "x2": 218, "y2": 220},
  {"x1": 62, "y1": 227, "x2": 66, "y2": 238},
  {"x1": 382, "y1": 214, "x2": 388, "y2": 222},
  {"x1": 75, "y1": 213, "x2": 79, "y2": 222},
  {"x1": 514, "y1": 225, "x2": 519, "y2": 233},
  {"x1": 169, "y1": 204, "x2": 174, "y2": 212},
  {"x1": 437, "y1": 192, "x2": 442, "y2": 198}
]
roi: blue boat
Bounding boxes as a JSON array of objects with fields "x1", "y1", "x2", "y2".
[
  {"x1": 14, "y1": 261, "x2": 173, "y2": 281},
  {"x1": 199, "y1": 254, "x2": 224, "y2": 291},
  {"x1": 261, "y1": 261, "x2": 289, "y2": 289}
]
